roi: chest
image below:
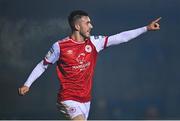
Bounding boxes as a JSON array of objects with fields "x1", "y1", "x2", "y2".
[{"x1": 59, "y1": 40, "x2": 97, "y2": 64}]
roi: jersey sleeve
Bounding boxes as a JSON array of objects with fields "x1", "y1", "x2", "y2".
[
  {"x1": 90, "y1": 35, "x2": 108, "y2": 52},
  {"x1": 90, "y1": 26, "x2": 147, "y2": 52},
  {"x1": 44, "y1": 42, "x2": 60, "y2": 64},
  {"x1": 107, "y1": 26, "x2": 147, "y2": 47},
  {"x1": 23, "y1": 42, "x2": 60, "y2": 87},
  {"x1": 24, "y1": 60, "x2": 47, "y2": 87}
]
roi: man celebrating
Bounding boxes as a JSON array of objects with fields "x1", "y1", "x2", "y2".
[{"x1": 19, "y1": 10, "x2": 161, "y2": 120}]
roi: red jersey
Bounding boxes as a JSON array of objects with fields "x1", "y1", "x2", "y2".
[
  {"x1": 57, "y1": 37, "x2": 98, "y2": 102},
  {"x1": 44, "y1": 36, "x2": 108, "y2": 102}
]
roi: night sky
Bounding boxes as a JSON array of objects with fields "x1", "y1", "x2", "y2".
[{"x1": 0, "y1": 0, "x2": 180, "y2": 119}]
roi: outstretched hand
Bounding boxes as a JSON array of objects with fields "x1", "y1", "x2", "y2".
[{"x1": 147, "y1": 17, "x2": 161, "y2": 31}]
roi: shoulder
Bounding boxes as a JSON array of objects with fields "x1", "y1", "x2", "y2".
[
  {"x1": 89, "y1": 35, "x2": 108, "y2": 52},
  {"x1": 51, "y1": 38, "x2": 69, "y2": 52},
  {"x1": 58, "y1": 37, "x2": 71, "y2": 44},
  {"x1": 90, "y1": 35, "x2": 107, "y2": 41}
]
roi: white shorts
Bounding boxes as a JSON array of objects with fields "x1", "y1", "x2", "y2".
[{"x1": 57, "y1": 100, "x2": 90, "y2": 120}]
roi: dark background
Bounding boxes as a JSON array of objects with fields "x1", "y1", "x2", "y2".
[{"x1": 0, "y1": 0, "x2": 180, "y2": 120}]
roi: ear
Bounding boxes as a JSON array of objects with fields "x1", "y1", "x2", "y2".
[{"x1": 74, "y1": 23, "x2": 80, "y2": 31}]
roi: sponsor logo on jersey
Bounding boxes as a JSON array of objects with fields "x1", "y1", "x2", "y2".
[
  {"x1": 72, "y1": 52, "x2": 91, "y2": 71},
  {"x1": 67, "y1": 50, "x2": 73, "y2": 55},
  {"x1": 85, "y1": 45, "x2": 92, "y2": 53},
  {"x1": 72, "y1": 62, "x2": 90, "y2": 71},
  {"x1": 76, "y1": 53, "x2": 85, "y2": 64}
]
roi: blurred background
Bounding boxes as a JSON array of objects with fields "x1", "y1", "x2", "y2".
[{"x1": 0, "y1": 0, "x2": 180, "y2": 120}]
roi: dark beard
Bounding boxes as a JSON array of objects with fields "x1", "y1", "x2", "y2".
[{"x1": 80, "y1": 31, "x2": 90, "y2": 40}]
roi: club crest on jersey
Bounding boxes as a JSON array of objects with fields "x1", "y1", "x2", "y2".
[{"x1": 85, "y1": 45, "x2": 92, "y2": 53}]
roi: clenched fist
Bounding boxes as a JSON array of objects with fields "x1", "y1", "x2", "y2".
[{"x1": 18, "y1": 86, "x2": 29, "y2": 95}]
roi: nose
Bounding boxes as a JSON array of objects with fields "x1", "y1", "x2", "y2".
[{"x1": 90, "y1": 23, "x2": 93, "y2": 29}]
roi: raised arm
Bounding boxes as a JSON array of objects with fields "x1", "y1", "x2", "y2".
[
  {"x1": 18, "y1": 42, "x2": 60, "y2": 95},
  {"x1": 107, "y1": 17, "x2": 161, "y2": 47},
  {"x1": 90, "y1": 17, "x2": 161, "y2": 52}
]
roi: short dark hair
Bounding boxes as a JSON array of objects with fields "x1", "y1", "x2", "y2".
[{"x1": 68, "y1": 10, "x2": 89, "y2": 30}]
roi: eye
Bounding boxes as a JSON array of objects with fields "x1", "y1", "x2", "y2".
[{"x1": 87, "y1": 21, "x2": 91, "y2": 25}]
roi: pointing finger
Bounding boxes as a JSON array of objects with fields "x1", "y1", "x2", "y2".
[{"x1": 153, "y1": 17, "x2": 162, "y2": 23}]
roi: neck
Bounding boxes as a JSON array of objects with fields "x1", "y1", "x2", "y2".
[{"x1": 70, "y1": 31, "x2": 86, "y2": 42}]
